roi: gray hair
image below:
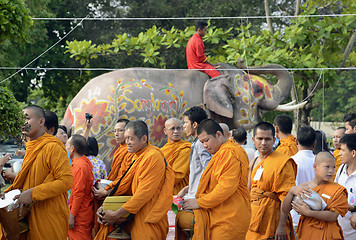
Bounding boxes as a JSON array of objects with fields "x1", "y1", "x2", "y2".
[{"x1": 126, "y1": 120, "x2": 149, "y2": 142}]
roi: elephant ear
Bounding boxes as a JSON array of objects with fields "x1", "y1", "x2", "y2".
[{"x1": 203, "y1": 75, "x2": 233, "y2": 118}]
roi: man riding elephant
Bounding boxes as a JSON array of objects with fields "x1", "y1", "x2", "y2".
[{"x1": 186, "y1": 21, "x2": 221, "y2": 79}]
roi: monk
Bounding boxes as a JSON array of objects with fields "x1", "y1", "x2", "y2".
[
  {"x1": 186, "y1": 21, "x2": 220, "y2": 78},
  {"x1": 67, "y1": 134, "x2": 95, "y2": 240},
  {"x1": 274, "y1": 115, "x2": 298, "y2": 157},
  {"x1": 344, "y1": 113, "x2": 356, "y2": 134},
  {"x1": 332, "y1": 127, "x2": 346, "y2": 179},
  {"x1": 276, "y1": 152, "x2": 348, "y2": 240},
  {"x1": 161, "y1": 118, "x2": 191, "y2": 195},
  {"x1": 92, "y1": 119, "x2": 132, "y2": 234},
  {"x1": 182, "y1": 119, "x2": 250, "y2": 239},
  {"x1": 0, "y1": 105, "x2": 73, "y2": 240},
  {"x1": 95, "y1": 120, "x2": 175, "y2": 239},
  {"x1": 246, "y1": 122, "x2": 296, "y2": 240},
  {"x1": 219, "y1": 123, "x2": 231, "y2": 139}
]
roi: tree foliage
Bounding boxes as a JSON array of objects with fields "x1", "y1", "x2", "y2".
[
  {"x1": 65, "y1": 1, "x2": 356, "y2": 126},
  {"x1": 0, "y1": 87, "x2": 24, "y2": 140},
  {"x1": 0, "y1": 0, "x2": 33, "y2": 43}
]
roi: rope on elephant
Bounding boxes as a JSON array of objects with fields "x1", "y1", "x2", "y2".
[{"x1": 30, "y1": 13, "x2": 356, "y2": 21}]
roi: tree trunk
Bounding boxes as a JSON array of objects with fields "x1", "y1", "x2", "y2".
[
  {"x1": 264, "y1": 0, "x2": 274, "y2": 33},
  {"x1": 295, "y1": 0, "x2": 301, "y2": 16}
]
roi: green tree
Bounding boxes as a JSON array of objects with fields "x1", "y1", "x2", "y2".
[
  {"x1": 0, "y1": 0, "x2": 33, "y2": 43},
  {"x1": 65, "y1": 1, "x2": 356, "y2": 126},
  {"x1": 0, "y1": 87, "x2": 24, "y2": 140}
]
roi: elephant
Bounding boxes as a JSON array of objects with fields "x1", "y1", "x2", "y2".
[{"x1": 62, "y1": 62, "x2": 304, "y2": 169}]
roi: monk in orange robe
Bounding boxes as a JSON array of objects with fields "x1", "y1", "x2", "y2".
[
  {"x1": 107, "y1": 119, "x2": 131, "y2": 180},
  {"x1": 186, "y1": 21, "x2": 221, "y2": 78},
  {"x1": 274, "y1": 115, "x2": 298, "y2": 157},
  {"x1": 0, "y1": 105, "x2": 73, "y2": 240},
  {"x1": 246, "y1": 122, "x2": 296, "y2": 240},
  {"x1": 276, "y1": 152, "x2": 348, "y2": 240},
  {"x1": 181, "y1": 119, "x2": 250, "y2": 239},
  {"x1": 332, "y1": 127, "x2": 346, "y2": 179},
  {"x1": 92, "y1": 119, "x2": 131, "y2": 235},
  {"x1": 67, "y1": 135, "x2": 95, "y2": 240},
  {"x1": 94, "y1": 120, "x2": 175, "y2": 239},
  {"x1": 161, "y1": 118, "x2": 191, "y2": 195}
]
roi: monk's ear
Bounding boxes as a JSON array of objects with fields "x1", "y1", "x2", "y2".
[
  {"x1": 163, "y1": 128, "x2": 168, "y2": 136},
  {"x1": 141, "y1": 135, "x2": 148, "y2": 143},
  {"x1": 39, "y1": 117, "x2": 45, "y2": 127},
  {"x1": 216, "y1": 131, "x2": 223, "y2": 139}
]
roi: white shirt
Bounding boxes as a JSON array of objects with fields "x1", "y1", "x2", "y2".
[
  {"x1": 291, "y1": 150, "x2": 316, "y2": 227},
  {"x1": 242, "y1": 145, "x2": 256, "y2": 163},
  {"x1": 185, "y1": 137, "x2": 212, "y2": 199},
  {"x1": 335, "y1": 164, "x2": 356, "y2": 240}
]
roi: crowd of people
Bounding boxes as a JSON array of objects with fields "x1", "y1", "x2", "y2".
[
  {"x1": 0, "y1": 20, "x2": 355, "y2": 240},
  {"x1": 0, "y1": 104, "x2": 355, "y2": 240}
]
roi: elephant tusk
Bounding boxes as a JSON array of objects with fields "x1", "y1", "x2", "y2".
[
  {"x1": 276, "y1": 101, "x2": 307, "y2": 111},
  {"x1": 279, "y1": 100, "x2": 296, "y2": 107}
]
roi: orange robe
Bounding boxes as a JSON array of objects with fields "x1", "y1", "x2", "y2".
[
  {"x1": 276, "y1": 135, "x2": 298, "y2": 157},
  {"x1": 246, "y1": 151, "x2": 297, "y2": 240},
  {"x1": 68, "y1": 156, "x2": 95, "y2": 240},
  {"x1": 94, "y1": 144, "x2": 174, "y2": 240},
  {"x1": 296, "y1": 182, "x2": 348, "y2": 240},
  {"x1": 92, "y1": 144, "x2": 132, "y2": 235},
  {"x1": 107, "y1": 143, "x2": 129, "y2": 181},
  {"x1": 1, "y1": 133, "x2": 73, "y2": 240},
  {"x1": 333, "y1": 149, "x2": 342, "y2": 180},
  {"x1": 161, "y1": 139, "x2": 191, "y2": 195},
  {"x1": 193, "y1": 141, "x2": 251, "y2": 240}
]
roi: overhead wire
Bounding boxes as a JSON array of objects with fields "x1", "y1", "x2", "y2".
[
  {"x1": 31, "y1": 13, "x2": 356, "y2": 21},
  {"x1": 0, "y1": 14, "x2": 90, "y2": 85}
]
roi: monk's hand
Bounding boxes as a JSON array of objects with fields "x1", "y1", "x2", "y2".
[
  {"x1": 93, "y1": 185, "x2": 109, "y2": 200},
  {"x1": 182, "y1": 198, "x2": 199, "y2": 210},
  {"x1": 292, "y1": 186, "x2": 312, "y2": 200},
  {"x1": 275, "y1": 222, "x2": 287, "y2": 240},
  {"x1": 14, "y1": 188, "x2": 33, "y2": 217},
  {"x1": 177, "y1": 186, "x2": 189, "y2": 198},
  {"x1": 102, "y1": 210, "x2": 118, "y2": 226},
  {"x1": 69, "y1": 214, "x2": 75, "y2": 229},
  {"x1": 292, "y1": 200, "x2": 311, "y2": 217},
  {"x1": 0, "y1": 193, "x2": 5, "y2": 200},
  {"x1": 97, "y1": 206, "x2": 104, "y2": 225},
  {"x1": 350, "y1": 213, "x2": 356, "y2": 230}
]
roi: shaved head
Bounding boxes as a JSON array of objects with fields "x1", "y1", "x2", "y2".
[
  {"x1": 24, "y1": 105, "x2": 45, "y2": 119},
  {"x1": 315, "y1": 151, "x2": 335, "y2": 165},
  {"x1": 219, "y1": 123, "x2": 230, "y2": 138},
  {"x1": 164, "y1": 118, "x2": 183, "y2": 142},
  {"x1": 165, "y1": 118, "x2": 180, "y2": 128}
]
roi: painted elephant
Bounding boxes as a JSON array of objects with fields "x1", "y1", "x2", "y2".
[{"x1": 62, "y1": 62, "x2": 300, "y2": 168}]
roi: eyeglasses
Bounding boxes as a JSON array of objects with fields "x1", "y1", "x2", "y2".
[
  {"x1": 167, "y1": 127, "x2": 182, "y2": 132},
  {"x1": 114, "y1": 129, "x2": 125, "y2": 133}
]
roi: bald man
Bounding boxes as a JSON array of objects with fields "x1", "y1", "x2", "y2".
[
  {"x1": 276, "y1": 152, "x2": 348, "y2": 240},
  {"x1": 219, "y1": 123, "x2": 231, "y2": 139},
  {"x1": 161, "y1": 118, "x2": 191, "y2": 195},
  {"x1": 332, "y1": 127, "x2": 346, "y2": 179},
  {"x1": 0, "y1": 105, "x2": 73, "y2": 240}
]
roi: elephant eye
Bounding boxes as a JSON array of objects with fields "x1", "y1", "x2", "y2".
[{"x1": 252, "y1": 85, "x2": 263, "y2": 97}]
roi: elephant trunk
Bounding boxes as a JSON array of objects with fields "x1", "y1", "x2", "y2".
[{"x1": 239, "y1": 62, "x2": 293, "y2": 110}]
